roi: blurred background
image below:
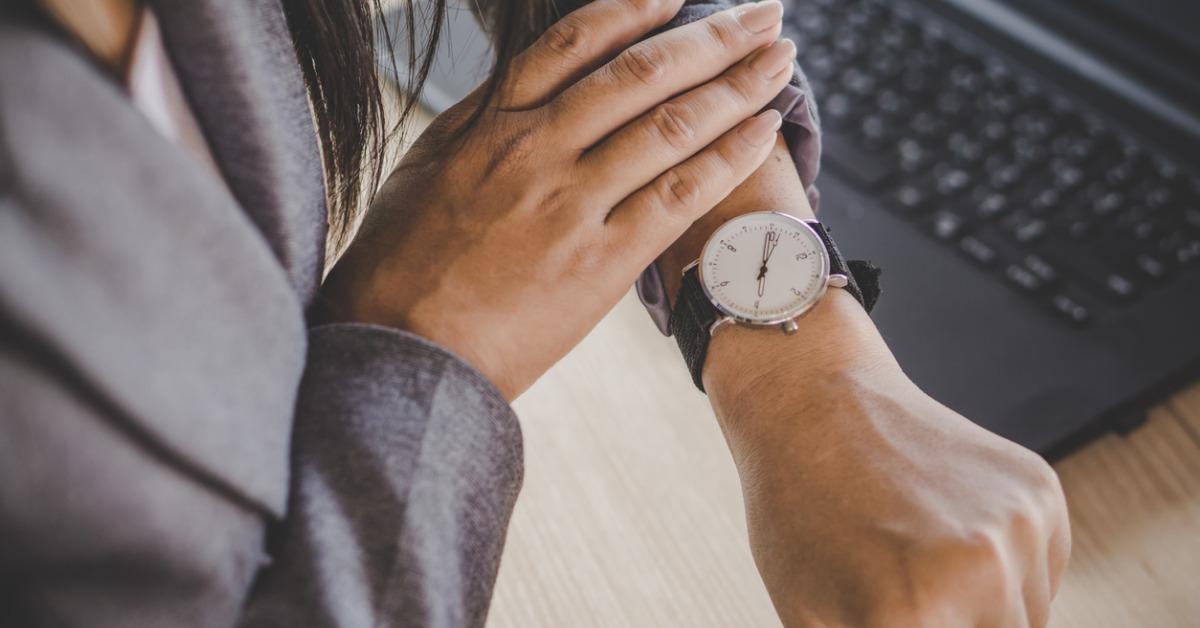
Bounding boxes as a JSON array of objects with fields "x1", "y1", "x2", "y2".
[{"x1": 384, "y1": 1, "x2": 1200, "y2": 626}]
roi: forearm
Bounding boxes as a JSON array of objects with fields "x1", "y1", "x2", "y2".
[
  {"x1": 658, "y1": 137, "x2": 1069, "y2": 628},
  {"x1": 656, "y1": 135, "x2": 902, "y2": 441}
]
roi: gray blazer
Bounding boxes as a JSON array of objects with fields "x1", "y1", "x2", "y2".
[
  {"x1": 0, "y1": 1, "x2": 774, "y2": 626},
  {"x1": 0, "y1": 2, "x2": 520, "y2": 626}
]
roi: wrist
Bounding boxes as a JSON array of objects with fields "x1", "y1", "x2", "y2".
[
  {"x1": 658, "y1": 134, "x2": 812, "y2": 305},
  {"x1": 703, "y1": 290, "x2": 905, "y2": 442}
]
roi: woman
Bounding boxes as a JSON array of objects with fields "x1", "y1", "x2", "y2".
[{"x1": 0, "y1": 0, "x2": 1069, "y2": 626}]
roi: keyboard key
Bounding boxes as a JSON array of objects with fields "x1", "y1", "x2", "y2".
[
  {"x1": 947, "y1": 132, "x2": 985, "y2": 165},
  {"x1": 860, "y1": 114, "x2": 890, "y2": 147},
  {"x1": 891, "y1": 184, "x2": 928, "y2": 214},
  {"x1": 1175, "y1": 239, "x2": 1200, "y2": 266},
  {"x1": 936, "y1": 168, "x2": 972, "y2": 197},
  {"x1": 1144, "y1": 185, "x2": 1174, "y2": 211},
  {"x1": 1029, "y1": 188, "x2": 1061, "y2": 214},
  {"x1": 1091, "y1": 191, "x2": 1123, "y2": 216},
  {"x1": 1050, "y1": 294, "x2": 1092, "y2": 326},
  {"x1": 1129, "y1": 219, "x2": 1157, "y2": 241},
  {"x1": 1104, "y1": 273, "x2": 1138, "y2": 301},
  {"x1": 929, "y1": 211, "x2": 965, "y2": 240},
  {"x1": 975, "y1": 191, "x2": 1009, "y2": 220},
  {"x1": 1135, "y1": 254, "x2": 1169, "y2": 280},
  {"x1": 1005, "y1": 264, "x2": 1043, "y2": 292},
  {"x1": 990, "y1": 164, "x2": 1023, "y2": 191},
  {"x1": 822, "y1": 92, "x2": 858, "y2": 129},
  {"x1": 980, "y1": 120, "x2": 1010, "y2": 145},
  {"x1": 1053, "y1": 164, "x2": 1085, "y2": 191},
  {"x1": 1184, "y1": 208, "x2": 1200, "y2": 232},
  {"x1": 841, "y1": 67, "x2": 876, "y2": 96},
  {"x1": 1023, "y1": 254, "x2": 1059, "y2": 284},
  {"x1": 960, "y1": 236, "x2": 998, "y2": 267},
  {"x1": 897, "y1": 138, "x2": 932, "y2": 174},
  {"x1": 1012, "y1": 218, "x2": 1048, "y2": 245}
]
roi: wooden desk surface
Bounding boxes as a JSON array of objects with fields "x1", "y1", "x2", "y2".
[{"x1": 487, "y1": 290, "x2": 1200, "y2": 628}]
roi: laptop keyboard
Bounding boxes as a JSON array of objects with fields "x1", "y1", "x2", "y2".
[{"x1": 784, "y1": 0, "x2": 1200, "y2": 327}]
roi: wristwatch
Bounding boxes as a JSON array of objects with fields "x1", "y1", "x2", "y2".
[{"x1": 671, "y1": 211, "x2": 881, "y2": 392}]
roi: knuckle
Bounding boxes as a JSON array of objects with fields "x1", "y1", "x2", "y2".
[
  {"x1": 957, "y1": 528, "x2": 1010, "y2": 581},
  {"x1": 1018, "y1": 454, "x2": 1066, "y2": 514},
  {"x1": 710, "y1": 142, "x2": 742, "y2": 173},
  {"x1": 613, "y1": 43, "x2": 666, "y2": 85},
  {"x1": 661, "y1": 167, "x2": 704, "y2": 209},
  {"x1": 481, "y1": 124, "x2": 540, "y2": 180},
  {"x1": 723, "y1": 70, "x2": 760, "y2": 105},
  {"x1": 648, "y1": 102, "x2": 696, "y2": 150},
  {"x1": 623, "y1": 0, "x2": 675, "y2": 21},
  {"x1": 543, "y1": 16, "x2": 588, "y2": 60},
  {"x1": 704, "y1": 14, "x2": 740, "y2": 48},
  {"x1": 537, "y1": 185, "x2": 574, "y2": 216}
]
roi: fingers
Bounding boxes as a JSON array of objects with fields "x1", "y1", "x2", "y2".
[
  {"x1": 604, "y1": 109, "x2": 783, "y2": 266},
  {"x1": 580, "y1": 38, "x2": 796, "y2": 206},
  {"x1": 498, "y1": 0, "x2": 685, "y2": 110},
  {"x1": 548, "y1": 0, "x2": 786, "y2": 150}
]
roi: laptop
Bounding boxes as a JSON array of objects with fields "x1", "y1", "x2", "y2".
[{"x1": 383, "y1": 0, "x2": 1200, "y2": 458}]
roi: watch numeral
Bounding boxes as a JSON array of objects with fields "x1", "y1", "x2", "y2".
[
  {"x1": 718, "y1": 281, "x2": 731, "y2": 287},
  {"x1": 795, "y1": 252, "x2": 809, "y2": 261},
  {"x1": 791, "y1": 288, "x2": 803, "y2": 296}
]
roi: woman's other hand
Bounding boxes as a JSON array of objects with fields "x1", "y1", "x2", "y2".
[
  {"x1": 320, "y1": 0, "x2": 796, "y2": 398},
  {"x1": 706, "y1": 293, "x2": 1072, "y2": 628}
]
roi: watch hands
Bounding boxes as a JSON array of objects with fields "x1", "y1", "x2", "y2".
[
  {"x1": 764, "y1": 230, "x2": 779, "y2": 263},
  {"x1": 757, "y1": 231, "x2": 779, "y2": 298}
]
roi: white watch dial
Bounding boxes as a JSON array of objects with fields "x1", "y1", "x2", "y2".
[{"x1": 699, "y1": 212, "x2": 830, "y2": 325}]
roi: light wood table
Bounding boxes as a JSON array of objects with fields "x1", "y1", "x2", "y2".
[{"x1": 487, "y1": 290, "x2": 1200, "y2": 628}]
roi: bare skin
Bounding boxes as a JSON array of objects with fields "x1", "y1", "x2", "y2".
[
  {"x1": 320, "y1": 0, "x2": 797, "y2": 399},
  {"x1": 38, "y1": 0, "x2": 142, "y2": 75},
  {"x1": 430, "y1": 2, "x2": 1068, "y2": 625},
  {"x1": 50, "y1": 0, "x2": 1071, "y2": 625},
  {"x1": 666, "y1": 161, "x2": 1071, "y2": 626}
]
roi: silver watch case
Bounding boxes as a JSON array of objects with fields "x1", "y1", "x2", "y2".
[{"x1": 684, "y1": 213, "x2": 848, "y2": 337}]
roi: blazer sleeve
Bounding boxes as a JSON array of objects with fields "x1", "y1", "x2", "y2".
[
  {"x1": 0, "y1": 321, "x2": 520, "y2": 628},
  {"x1": 238, "y1": 324, "x2": 523, "y2": 628}
]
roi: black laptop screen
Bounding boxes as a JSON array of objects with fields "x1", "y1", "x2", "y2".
[
  {"x1": 1082, "y1": 0, "x2": 1200, "y2": 58},
  {"x1": 999, "y1": 0, "x2": 1200, "y2": 105}
]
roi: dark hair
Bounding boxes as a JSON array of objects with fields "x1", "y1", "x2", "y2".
[{"x1": 280, "y1": 0, "x2": 565, "y2": 256}]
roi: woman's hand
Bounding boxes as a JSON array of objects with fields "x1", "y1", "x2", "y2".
[
  {"x1": 706, "y1": 294, "x2": 1071, "y2": 628},
  {"x1": 319, "y1": 0, "x2": 797, "y2": 398}
]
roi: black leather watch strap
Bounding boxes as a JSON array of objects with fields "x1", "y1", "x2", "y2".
[
  {"x1": 671, "y1": 221, "x2": 881, "y2": 392},
  {"x1": 812, "y1": 222, "x2": 881, "y2": 312},
  {"x1": 672, "y1": 268, "x2": 720, "y2": 391}
]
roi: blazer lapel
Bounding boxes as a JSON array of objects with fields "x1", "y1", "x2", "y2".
[
  {"x1": 0, "y1": 14, "x2": 311, "y2": 517},
  {"x1": 148, "y1": 0, "x2": 329, "y2": 305}
]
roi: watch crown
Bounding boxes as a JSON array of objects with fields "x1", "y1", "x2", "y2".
[
  {"x1": 782, "y1": 319, "x2": 800, "y2": 335},
  {"x1": 827, "y1": 274, "x2": 849, "y2": 289}
]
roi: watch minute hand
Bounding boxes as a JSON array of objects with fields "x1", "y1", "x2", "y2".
[{"x1": 764, "y1": 231, "x2": 779, "y2": 263}]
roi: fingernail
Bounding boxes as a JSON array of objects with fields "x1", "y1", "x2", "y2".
[
  {"x1": 738, "y1": 0, "x2": 784, "y2": 34},
  {"x1": 741, "y1": 109, "x2": 784, "y2": 146},
  {"x1": 750, "y1": 38, "x2": 797, "y2": 77}
]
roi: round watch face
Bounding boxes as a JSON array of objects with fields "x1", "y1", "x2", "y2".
[{"x1": 698, "y1": 212, "x2": 830, "y2": 325}]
